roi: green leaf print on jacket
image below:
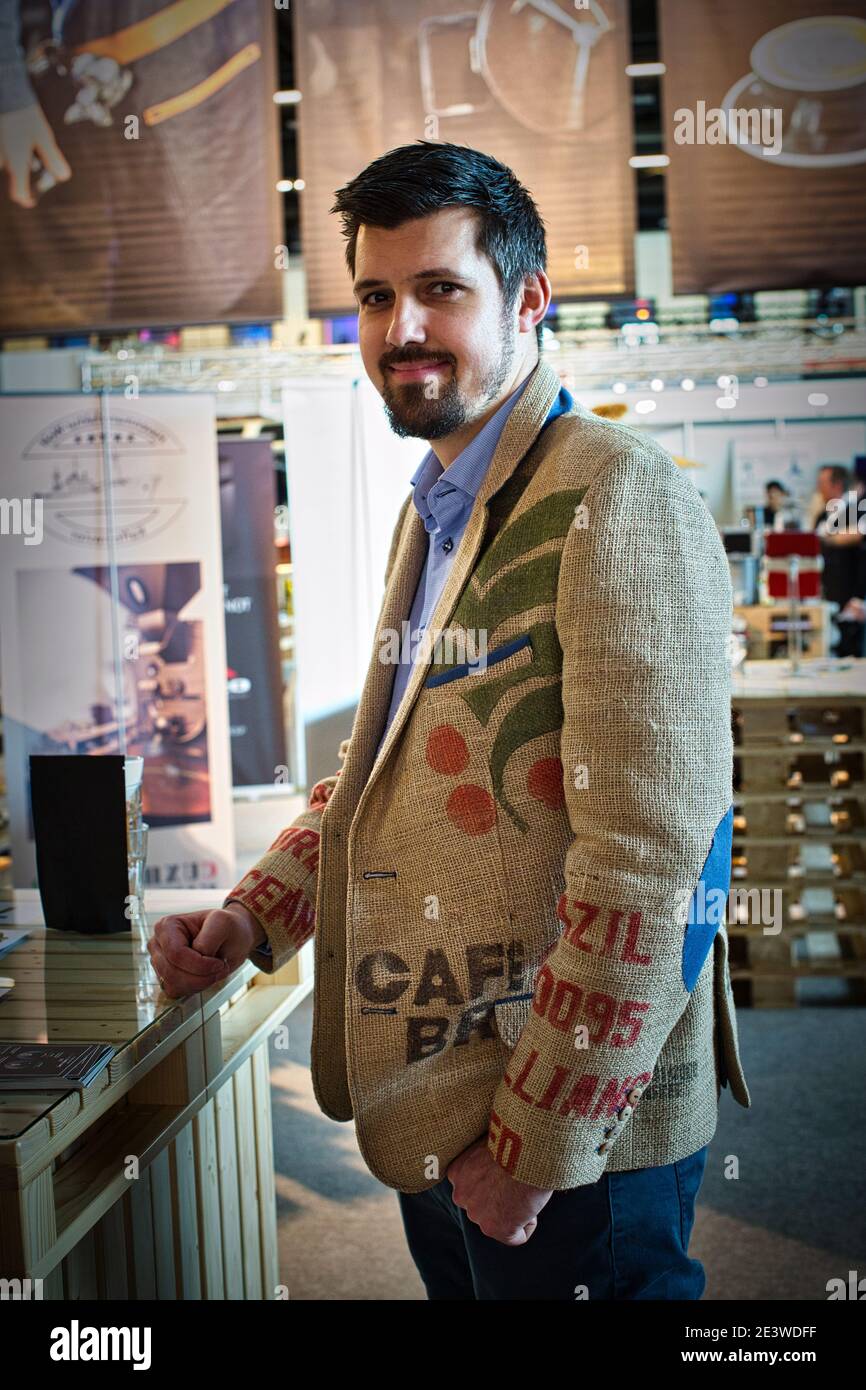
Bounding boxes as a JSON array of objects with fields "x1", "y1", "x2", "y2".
[{"x1": 426, "y1": 487, "x2": 585, "y2": 831}]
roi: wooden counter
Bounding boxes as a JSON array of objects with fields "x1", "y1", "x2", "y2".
[{"x1": 0, "y1": 890, "x2": 312, "y2": 1300}]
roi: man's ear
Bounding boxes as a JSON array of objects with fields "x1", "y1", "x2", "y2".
[{"x1": 515, "y1": 271, "x2": 551, "y2": 336}]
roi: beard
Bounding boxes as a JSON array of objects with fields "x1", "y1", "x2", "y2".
[{"x1": 381, "y1": 330, "x2": 515, "y2": 441}]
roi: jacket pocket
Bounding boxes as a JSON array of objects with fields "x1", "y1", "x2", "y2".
[
  {"x1": 492, "y1": 992, "x2": 534, "y2": 1049},
  {"x1": 424, "y1": 631, "x2": 534, "y2": 689}
]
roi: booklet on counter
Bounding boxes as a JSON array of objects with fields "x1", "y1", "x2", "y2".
[
  {"x1": 0, "y1": 928, "x2": 30, "y2": 961},
  {"x1": 0, "y1": 1042, "x2": 116, "y2": 1091}
]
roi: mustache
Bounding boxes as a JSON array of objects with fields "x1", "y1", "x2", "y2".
[{"x1": 381, "y1": 353, "x2": 454, "y2": 369}]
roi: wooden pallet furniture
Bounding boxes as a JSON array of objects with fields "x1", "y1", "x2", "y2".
[
  {"x1": 734, "y1": 602, "x2": 835, "y2": 660},
  {"x1": 731, "y1": 660, "x2": 866, "y2": 1007},
  {"x1": 0, "y1": 890, "x2": 312, "y2": 1299}
]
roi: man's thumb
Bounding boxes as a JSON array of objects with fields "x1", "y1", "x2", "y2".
[{"x1": 191, "y1": 909, "x2": 233, "y2": 958}]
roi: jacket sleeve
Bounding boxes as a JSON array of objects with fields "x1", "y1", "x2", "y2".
[
  {"x1": 0, "y1": 1, "x2": 37, "y2": 115},
  {"x1": 222, "y1": 761, "x2": 343, "y2": 974},
  {"x1": 225, "y1": 491, "x2": 414, "y2": 973},
  {"x1": 485, "y1": 443, "x2": 734, "y2": 1189}
]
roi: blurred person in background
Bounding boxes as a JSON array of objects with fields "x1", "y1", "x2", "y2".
[
  {"x1": 763, "y1": 478, "x2": 795, "y2": 529},
  {"x1": 815, "y1": 464, "x2": 865, "y2": 658}
]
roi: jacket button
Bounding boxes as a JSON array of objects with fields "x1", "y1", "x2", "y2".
[{"x1": 597, "y1": 1142, "x2": 609, "y2": 1154}]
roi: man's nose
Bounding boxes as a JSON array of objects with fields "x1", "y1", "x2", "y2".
[{"x1": 385, "y1": 296, "x2": 427, "y2": 349}]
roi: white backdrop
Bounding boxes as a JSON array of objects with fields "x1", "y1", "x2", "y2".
[{"x1": 282, "y1": 376, "x2": 427, "y2": 782}]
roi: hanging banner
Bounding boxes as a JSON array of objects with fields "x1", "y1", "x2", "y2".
[
  {"x1": 0, "y1": 0, "x2": 282, "y2": 333},
  {"x1": 0, "y1": 392, "x2": 235, "y2": 891},
  {"x1": 659, "y1": 0, "x2": 866, "y2": 292},
  {"x1": 293, "y1": 0, "x2": 635, "y2": 312},
  {"x1": 218, "y1": 439, "x2": 288, "y2": 787}
]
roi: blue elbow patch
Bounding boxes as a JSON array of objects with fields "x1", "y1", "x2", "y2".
[{"x1": 681, "y1": 805, "x2": 733, "y2": 991}]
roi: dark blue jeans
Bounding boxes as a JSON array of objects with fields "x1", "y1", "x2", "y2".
[{"x1": 397, "y1": 1145, "x2": 708, "y2": 1300}]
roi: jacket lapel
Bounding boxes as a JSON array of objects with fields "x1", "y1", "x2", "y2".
[{"x1": 346, "y1": 358, "x2": 565, "y2": 819}]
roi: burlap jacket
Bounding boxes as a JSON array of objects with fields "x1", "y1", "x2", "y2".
[{"x1": 225, "y1": 358, "x2": 751, "y2": 1194}]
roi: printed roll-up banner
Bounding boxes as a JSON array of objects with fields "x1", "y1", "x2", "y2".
[
  {"x1": 0, "y1": 392, "x2": 236, "y2": 891},
  {"x1": 218, "y1": 439, "x2": 289, "y2": 789}
]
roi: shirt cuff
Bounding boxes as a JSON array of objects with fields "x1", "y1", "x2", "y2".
[{"x1": 0, "y1": 61, "x2": 36, "y2": 115}]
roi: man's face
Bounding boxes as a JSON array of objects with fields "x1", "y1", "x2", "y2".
[
  {"x1": 819, "y1": 468, "x2": 843, "y2": 501},
  {"x1": 353, "y1": 206, "x2": 518, "y2": 441}
]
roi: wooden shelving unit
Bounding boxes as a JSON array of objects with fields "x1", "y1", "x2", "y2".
[{"x1": 731, "y1": 660, "x2": 866, "y2": 1007}]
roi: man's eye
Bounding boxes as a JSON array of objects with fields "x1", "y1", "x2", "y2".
[
  {"x1": 361, "y1": 291, "x2": 389, "y2": 306},
  {"x1": 431, "y1": 282, "x2": 459, "y2": 295}
]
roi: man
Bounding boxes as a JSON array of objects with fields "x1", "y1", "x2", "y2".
[
  {"x1": 150, "y1": 141, "x2": 751, "y2": 1301},
  {"x1": 813, "y1": 464, "x2": 866, "y2": 658}
]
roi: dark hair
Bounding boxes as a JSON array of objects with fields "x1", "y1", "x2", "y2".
[
  {"x1": 330, "y1": 141, "x2": 548, "y2": 351},
  {"x1": 820, "y1": 464, "x2": 851, "y2": 489},
  {"x1": 765, "y1": 479, "x2": 789, "y2": 493}
]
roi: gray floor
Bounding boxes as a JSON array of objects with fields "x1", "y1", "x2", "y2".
[{"x1": 267, "y1": 999, "x2": 866, "y2": 1301}]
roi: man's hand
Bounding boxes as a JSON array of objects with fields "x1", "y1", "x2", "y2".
[
  {"x1": 840, "y1": 596, "x2": 866, "y2": 622},
  {"x1": 147, "y1": 903, "x2": 262, "y2": 998},
  {"x1": 0, "y1": 102, "x2": 71, "y2": 207},
  {"x1": 446, "y1": 1137, "x2": 553, "y2": 1245}
]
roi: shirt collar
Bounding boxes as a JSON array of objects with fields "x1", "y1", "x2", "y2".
[{"x1": 409, "y1": 372, "x2": 533, "y2": 533}]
